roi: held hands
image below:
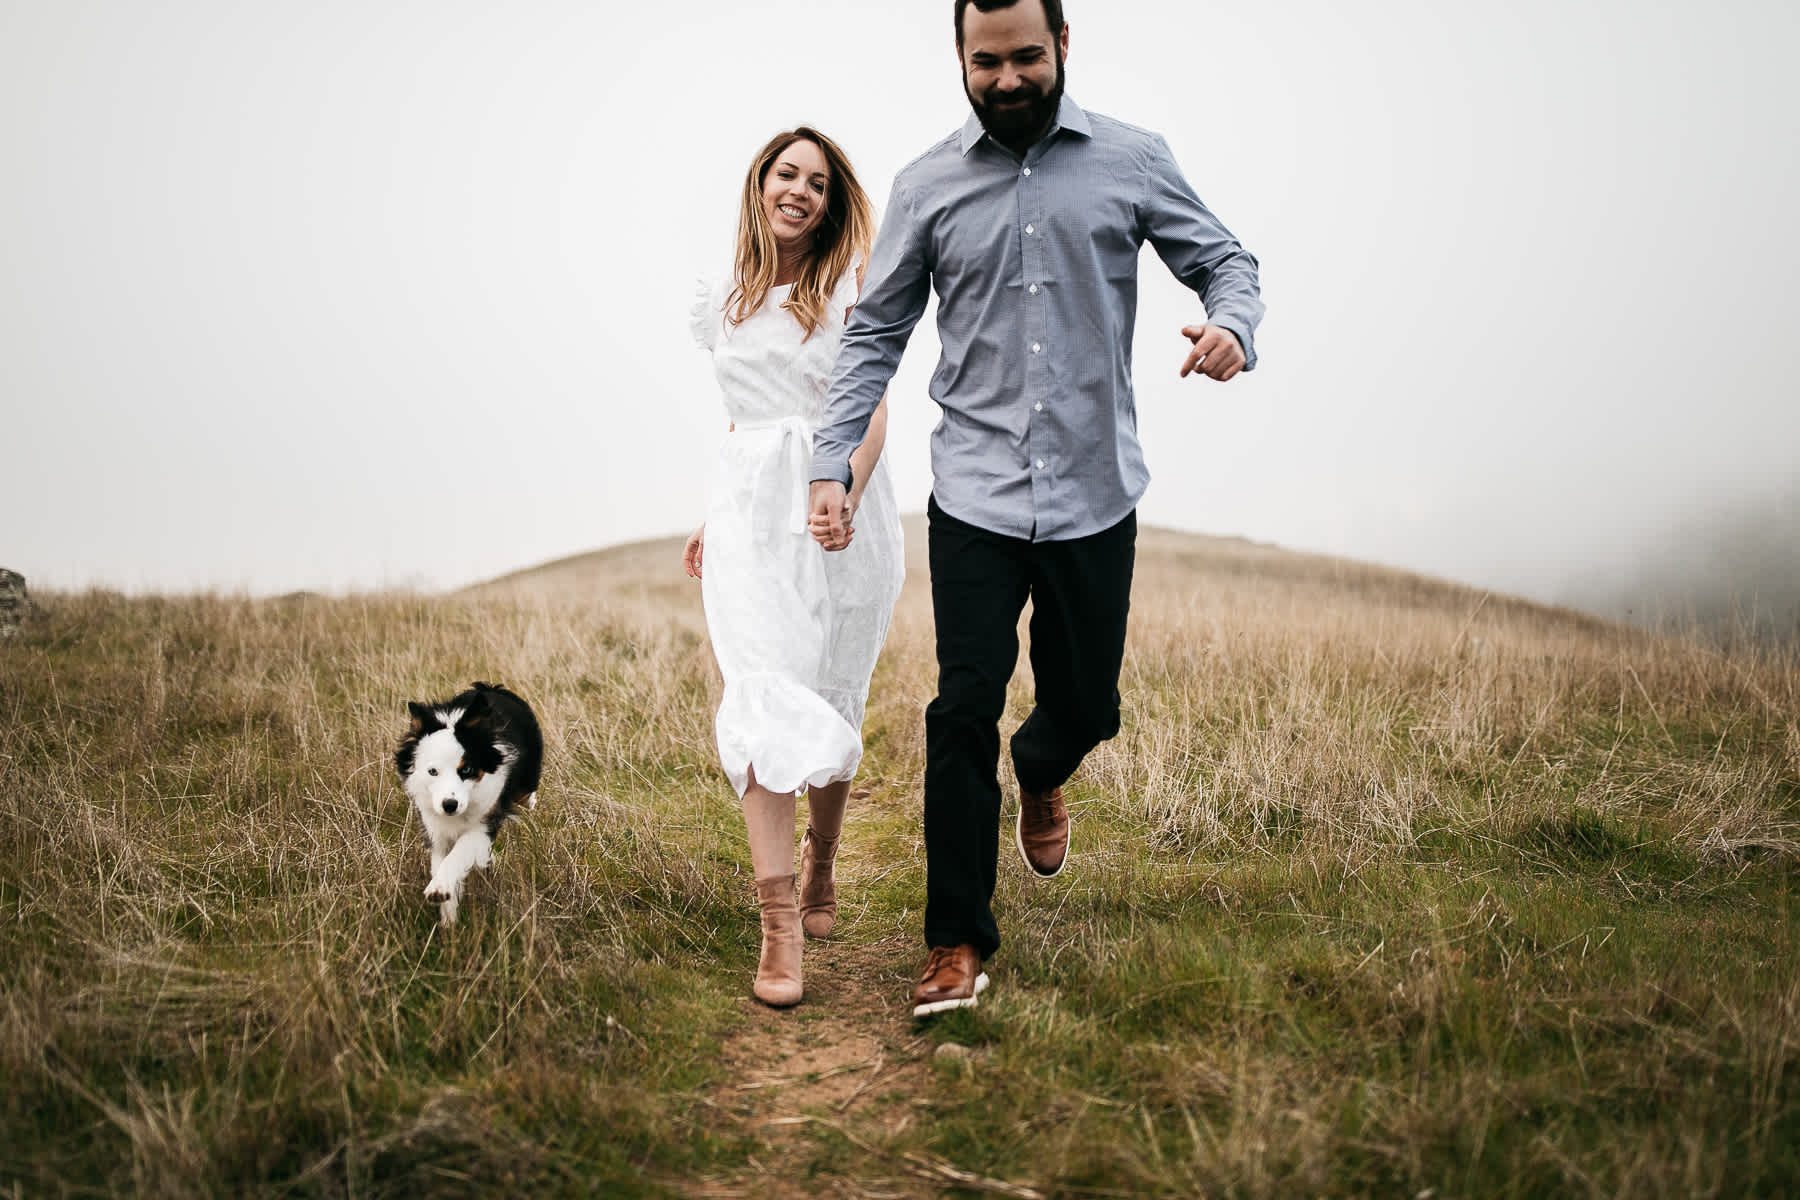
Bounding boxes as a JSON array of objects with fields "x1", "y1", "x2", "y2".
[
  {"x1": 682, "y1": 526, "x2": 705, "y2": 579},
  {"x1": 808, "y1": 481, "x2": 855, "y2": 552},
  {"x1": 1179, "y1": 324, "x2": 1246, "y2": 382},
  {"x1": 696, "y1": 483, "x2": 857, "y2": 570}
]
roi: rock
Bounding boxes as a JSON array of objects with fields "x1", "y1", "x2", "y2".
[{"x1": 0, "y1": 569, "x2": 29, "y2": 638}]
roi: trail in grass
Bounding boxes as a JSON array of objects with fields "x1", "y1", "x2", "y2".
[{"x1": 689, "y1": 935, "x2": 942, "y2": 1199}]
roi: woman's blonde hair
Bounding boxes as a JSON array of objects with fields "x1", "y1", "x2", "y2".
[{"x1": 728, "y1": 126, "x2": 874, "y2": 341}]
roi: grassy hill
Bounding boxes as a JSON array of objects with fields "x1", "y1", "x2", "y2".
[{"x1": 2, "y1": 525, "x2": 1797, "y2": 1197}]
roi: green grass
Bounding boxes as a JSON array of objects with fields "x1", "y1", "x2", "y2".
[{"x1": 2, "y1": 536, "x2": 1798, "y2": 1197}]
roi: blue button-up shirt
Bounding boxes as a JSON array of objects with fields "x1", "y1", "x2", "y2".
[{"x1": 813, "y1": 95, "x2": 1263, "y2": 542}]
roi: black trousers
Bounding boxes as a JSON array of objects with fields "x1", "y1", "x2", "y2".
[{"x1": 923, "y1": 495, "x2": 1136, "y2": 959}]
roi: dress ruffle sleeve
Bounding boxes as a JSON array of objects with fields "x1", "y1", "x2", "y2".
[
  {"x1": 690, "y1": 276, "x2": 721, "y2": 351},
  {"x1": 829, "y1": 259, "x2": 865, "y2": 324}
]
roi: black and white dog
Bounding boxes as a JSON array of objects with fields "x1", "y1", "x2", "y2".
[{"x1": 395, "y1": 681, "x2": 542, "y2": 925}]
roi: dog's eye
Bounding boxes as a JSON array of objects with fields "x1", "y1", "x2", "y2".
[
  {"x1": 458, "y1": 765, "x2": 478, "y2": 781},
  {"x1": 427, "y1": 768, "x2": 438, "y2": 776}
]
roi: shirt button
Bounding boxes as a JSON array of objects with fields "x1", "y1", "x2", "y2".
[
  {"x1": 1023, "y1": 167, "x2": 1032, "y2": 177},
  {"x1": 1025, "y1": 224, "x2": 1035, "y2": 235},
  {"x1": 1034, "y1": 402, "x2": 1043, "y2": 412},
  {"x1": 1031, "y1": 342, "x2": 1041, "y2": 353},
  {"x1": 1029, "y1": 284, "x2": 1038, "y2": 294},
  {"x1": 1036, "y1": 459, "x2": 1046, "y2": 470}
]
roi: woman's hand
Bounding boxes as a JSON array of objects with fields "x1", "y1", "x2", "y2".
[
  {"x1": 683, "y1": 526, "x2": 705, "y2": 578},
  {"x1": 808, "y1": 498, "x2": 856, "y2": 552}
]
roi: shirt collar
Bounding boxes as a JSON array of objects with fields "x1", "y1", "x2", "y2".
[{"x1": 958, "y1": 93, "x2": 1091, "y2": 157}]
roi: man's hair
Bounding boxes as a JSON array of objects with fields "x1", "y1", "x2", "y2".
[{"x1": 954, "y1": 0, "x2": 1065, "y2": 48}]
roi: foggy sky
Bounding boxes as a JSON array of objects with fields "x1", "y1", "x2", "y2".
[{"x1": 3, "y1": 0, "x2": 1796, "y2": 623}]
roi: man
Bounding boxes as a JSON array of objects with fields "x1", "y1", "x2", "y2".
[{"x1": 809, "y1": 0, "x2": 1263, "y2": 1017}]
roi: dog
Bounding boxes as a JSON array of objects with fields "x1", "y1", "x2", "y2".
[{"x1": 394, "y1": 681, "x2": 542, "y2": 925}]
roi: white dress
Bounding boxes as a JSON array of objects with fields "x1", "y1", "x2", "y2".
[{"x1": 691, "y1": 267, "x2": 906, "y2": 798}]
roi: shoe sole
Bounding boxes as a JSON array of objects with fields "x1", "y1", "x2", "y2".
[
  {"x1": 1015, "y1": 812, "x2": 1068, "y2": 878},
  {"x1": 912, "y1": 972, "x2": 989, "y2": 1018}
]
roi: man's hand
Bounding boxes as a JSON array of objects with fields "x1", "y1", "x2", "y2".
[
  {"x1": 1179, "y1": 324, "x2": 1246, "y2": 382},
  {"x1": 809, "y1": 480, "x2": 852, "y2": 551}
]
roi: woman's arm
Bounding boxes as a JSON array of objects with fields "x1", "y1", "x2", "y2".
[
  {"x1": 682, "y1": 417, "x2": 734, "y2": 577},
  {"x1": 845, "y1": 394, "x2": 889, "y2": 515}
]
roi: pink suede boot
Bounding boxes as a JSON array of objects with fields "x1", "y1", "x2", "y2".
[{"x1": 753, "y1": 874, "x2": 803, "y2": 1007}]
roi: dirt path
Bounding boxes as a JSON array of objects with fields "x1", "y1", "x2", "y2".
[
  {"x1": 673, "y1": 786, "x2": 1048, "y2": 1200},
  {"x1": 679, "y1": 930, "x2": 1039, "y2": 1200}
]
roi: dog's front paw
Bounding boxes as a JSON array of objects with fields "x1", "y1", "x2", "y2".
[
  {"x1": 437, "y1": 896, "x2": 459, "y2": 926},
  {"x1": 521, "y1": 791, "x2": 538, "y2": 812},
  {"x1": 424, "y1": 877, "x2": 456, "y2": 904}
]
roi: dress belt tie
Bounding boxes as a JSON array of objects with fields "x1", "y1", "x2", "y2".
[{"x1": 735, "y1": 415, "x2": 815, "y2": 536}]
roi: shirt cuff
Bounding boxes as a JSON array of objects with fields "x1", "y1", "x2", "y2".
[{"x1": 810, "y1": 461, "x2": 854, "y2": 488}]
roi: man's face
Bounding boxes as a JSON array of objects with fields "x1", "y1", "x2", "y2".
[{"x1": 960, "y1": 1, "x2": 1067, "y2": 149}]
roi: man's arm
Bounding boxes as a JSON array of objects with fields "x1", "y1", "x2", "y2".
[
  {"x1": 810, "y1": 180, "x2": 932, "y2": 543},
  {"x1": 1139, "y1": 134, "x2": 1264, "y2": 376}
]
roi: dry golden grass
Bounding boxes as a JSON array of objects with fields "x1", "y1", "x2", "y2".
[{"x1": 2, "y1": 523, "x2": 1797, "y2": 1197}]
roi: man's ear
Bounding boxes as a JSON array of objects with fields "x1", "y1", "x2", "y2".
[{"x1": 1059, "y1": 22, "x2": 1070, "y2": 62}]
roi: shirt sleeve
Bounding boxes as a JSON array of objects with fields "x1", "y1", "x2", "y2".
[
  {"x1": 812, "y1": 182, "x2": 933, "y2": 486},
  {"x1": 1139, "y1": 135, "x2": 1265, "y2": 370}
]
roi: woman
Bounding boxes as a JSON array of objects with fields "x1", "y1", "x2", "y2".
[{"x1": 684, "y1": 127, "x2": 905, "y2": 1007}]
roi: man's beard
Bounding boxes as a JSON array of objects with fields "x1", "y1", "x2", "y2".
[{"x1": 964, "y1": 52, "x2": 1065, "y2": 150}]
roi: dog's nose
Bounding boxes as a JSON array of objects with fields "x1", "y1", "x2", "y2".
[{"x1": 441, "y1": 799, "x2": 459, "y2": 814}]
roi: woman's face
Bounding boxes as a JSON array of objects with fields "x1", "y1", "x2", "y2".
[{"x1": 761, "y1": 139, "x2": 831, "y2": 250}]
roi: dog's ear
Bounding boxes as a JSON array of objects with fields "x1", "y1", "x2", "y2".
[
  {"x1": 407, "y1": 702, "x2": 437, "y2": 736},
  {"x1": 456, "y1": 691, "x2": 490, "y2": 733}
]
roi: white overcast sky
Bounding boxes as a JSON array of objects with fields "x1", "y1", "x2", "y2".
[{"x1": 3, "y1": 0, "x2": 1796, "y2": 611}]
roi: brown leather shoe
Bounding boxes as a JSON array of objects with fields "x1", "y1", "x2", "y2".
[
  {"x1": 1016, "y1": 785, "x2": 1069, "y2": 877},
  {"x1": 911, "y1": 944, "x2": 989, "y2": 1017}
]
